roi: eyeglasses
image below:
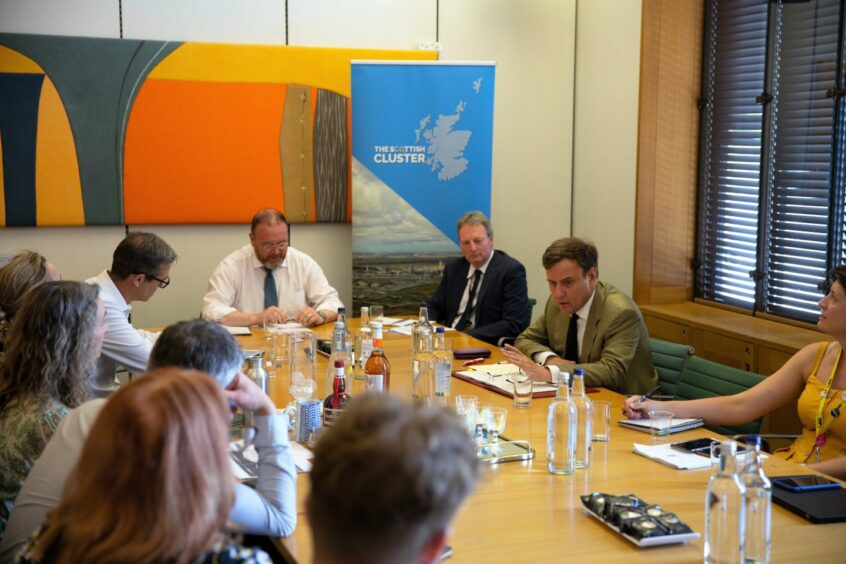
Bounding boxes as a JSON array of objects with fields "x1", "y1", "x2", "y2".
[
  {"x1": 146, "y1": 274, "x2": 171, "y2": 288},
  {"x1": 259, "y1": 241, "x2": 289, "y2": 252}
]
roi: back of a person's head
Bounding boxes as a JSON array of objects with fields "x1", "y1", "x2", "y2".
[
  {"x1": 109, "y1": 231, "x2": 177, "y2": 279},
  {"x1": 31, "y1": 368, "x2": 233, "y2": 563},
  {"x1": 0, "y1": 250, "x2": 50, "y2": 323},
  {"x1": 307, "y1": 393, "x2": 479, "y2": 564},
  {"x1": 149, "y1": 319, "x2": 242, "y2": 388},
  {"x1": 0, "y1": 281, "x2": 98, "y2": 411}
]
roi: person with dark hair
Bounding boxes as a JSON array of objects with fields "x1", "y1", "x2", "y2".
[
  {"x1": 86, "y1": 232, "x2": 177, "y2": 396},
  {"x1": 427, "y1": 211, "x2": 529, "y2": 345},
  {"x1": 0, "y1": 320, "x2": 297, "y2": 560},
  {"x1": 625, "y1": 266, "x2": 846, "y2": 478},
  {"x1": 0, "y1": 282, "x2": 107, "y2": 534},
  {"x1": 203, "y1": 208, "x2": 342, "y2": 328},
  {"x1": 308, "y1": 393, "x2": 479, "y2": 564},
  {"x1": 14, "y1": 369, "x2": 271, "y2": 563},
  {"x1": 0, "y1": 251, "x2": 61, "y2": 353},
  {"x1": 503, "y1": 237, "x2": 658, "y2": 394}
]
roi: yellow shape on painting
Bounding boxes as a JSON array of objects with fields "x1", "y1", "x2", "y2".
[
  {"x1": 149, "y1": 43, "x2": 436, "y2": 98},
  {"x1": 0, "y1": 45, "x2": 44, "y2": 74},
  {"x1": 35, "y1": 76, "x2": 84, "y2": 225}
]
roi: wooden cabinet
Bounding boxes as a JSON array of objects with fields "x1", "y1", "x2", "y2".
[
  {"x1": 644, "y1": 315, "x2": 690, "y2": 344},
  {"x1": 691, "y1": 329, "x2": 754, "y2": 372}
]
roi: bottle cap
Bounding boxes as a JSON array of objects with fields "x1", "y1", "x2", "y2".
[
  {"x1": 334, "y1": 359, "x2": 344, "y2": 368},
  {"x1": 436, "y1": 326, "x2": 445, "y2": 334},
  {"x1": 338, "y1": 307, "x2": 346, "y2": 314},
  {"x1": 574, "y1": 368, "x2": 585, "y2": 376}
]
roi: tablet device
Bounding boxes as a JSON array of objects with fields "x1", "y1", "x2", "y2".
[{"x1": 771, "y1": 477, "x2": 846, "y2": 524}]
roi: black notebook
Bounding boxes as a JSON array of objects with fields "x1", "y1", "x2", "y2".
[{"x1": 772, "y1": 479, "x2": 846, "y2": 524}]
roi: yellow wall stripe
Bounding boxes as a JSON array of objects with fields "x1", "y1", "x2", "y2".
[{"x1": 0, "y1": 45, "x2": 44, "y2": 74}]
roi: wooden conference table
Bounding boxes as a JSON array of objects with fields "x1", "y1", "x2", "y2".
[{"x1": 236, "y1": 320, "x2": 844, "y2": 563}]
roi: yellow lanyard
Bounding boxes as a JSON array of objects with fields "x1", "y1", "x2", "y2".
[{"x1": 814, "y1": 348, "x2": 845, "y2": 463}]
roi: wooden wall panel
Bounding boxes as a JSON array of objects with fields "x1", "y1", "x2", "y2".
[{"x1": 634, "y1": 0, "x2": 703, "y2": 304}]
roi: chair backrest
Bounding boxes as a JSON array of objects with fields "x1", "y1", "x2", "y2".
[
  {"x1": 674, "y1": 355, "x2": 766, "y2": 436},
  {"x1": 525, "y1": 297, "x2": 537, "y2": 327},
  {"x1": 650, "y1": 338, "x2": 693, "y2": 398}
]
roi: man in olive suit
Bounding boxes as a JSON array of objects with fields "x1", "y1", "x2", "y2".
[{"x1": 502, "y1": 237, "x2": 658, "y2": 395}]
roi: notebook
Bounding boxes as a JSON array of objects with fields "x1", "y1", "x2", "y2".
[
  {"x1": 771, "y1": 478, "x2": 846, "y2": 524},
  {"x1": 618, "y1": 417, "x2": 704, "y2": 434}
]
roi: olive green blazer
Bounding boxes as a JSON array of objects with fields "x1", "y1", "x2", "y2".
[{"x1": 514, "y1": 281, "x2": 658, "y2": 395}]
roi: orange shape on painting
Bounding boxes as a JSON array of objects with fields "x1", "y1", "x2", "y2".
[
  {"x1": 124, "y1": 79, "x2": 286, "y2": 224},
  {"x1": 36, "y1": 76, "x2": 84, "y2": 226}
]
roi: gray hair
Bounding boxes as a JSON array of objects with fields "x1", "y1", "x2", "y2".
[
  {"x1": 149, "y1": 320, "x2": 242, "y2": 388},
  {"x1": 307, "y1": 393, "x2": 479, "y2": 564},
  {"x1": 456, "y1": 211, "x2": 493, "y2": 238}
]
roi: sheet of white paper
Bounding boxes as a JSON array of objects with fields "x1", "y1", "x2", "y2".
[
  {"x1": 468, "y1": 362, "x2": 521, "y2": 377},
  {"x1": 291, "y1": 440, "x2": 313, "y2": 473},
  {"x1": 389, "y1": 325, "x2": 414, "y2": 336},
  {"x1": 380, "y1": 316, "x2": 404, "y2": 326},
  {"x1": 632, "y1": 443, "x2": 712, "y2": 470},
  {"x1": 456, "y1": 370, "x2": 557, "y2": 395},
  {"x1": 224, "y1": 326, "x2": 252, "y2": 336}
]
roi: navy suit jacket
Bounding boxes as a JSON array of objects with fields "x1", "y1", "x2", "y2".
[{"x1": 427, "y1": 250, "x2": 529, "y2": 345}]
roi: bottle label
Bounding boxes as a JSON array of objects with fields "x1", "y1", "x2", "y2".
[
  {"x1": 435, "y1": 365, "x2": 451, "y2": 395},
  {"x1": 365, "y1": 373, "x2": 384, "y2": 391},
  {"x1": 359, "y1": 339, "x2": 373, "y2": 365}
]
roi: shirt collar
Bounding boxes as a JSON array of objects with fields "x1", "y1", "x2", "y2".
[
  {"x1": 466, "y1": 251, "x2": 495, "y2": 279},
  {"x1": 94, "y1": 269, "x2": 131, "y2": 313},
  {"x1": 575, "y1": 288, "x2": 596, "y2": 320}
]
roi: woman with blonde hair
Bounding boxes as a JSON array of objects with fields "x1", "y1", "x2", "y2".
[
  {"x1": 0, "y1": 282, "x2": 106, "y2": 532},
  {"x1": 0, "y1": 251, "x2": 61, "y2": 352},
  {"x1": 17, "y1": 368, "x2": 270, "y2": 563}
]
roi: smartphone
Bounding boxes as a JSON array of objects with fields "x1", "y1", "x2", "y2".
[
  {"x1": 440, "y1": 545, "x2": 453, "y2": 560},
  {"x1": 772, "y1": 475, "x2": 841, "y2": 493},
  {"x1": 671, "y1": 438, "x2": 746, "y2": 458}
]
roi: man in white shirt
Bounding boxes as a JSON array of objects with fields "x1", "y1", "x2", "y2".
[
  {"x1": 202, "y1": 208, "x2": 342, "y2": 327},
  {"x1": 86, "y1": 232, "x2": 176, "y2": 396}
]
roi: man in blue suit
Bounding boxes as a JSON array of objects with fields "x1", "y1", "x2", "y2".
[{"x1": 427, "y1": 211, "x2": 529, "y2": 345}]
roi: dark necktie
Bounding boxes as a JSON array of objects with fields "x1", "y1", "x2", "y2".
[
  {"x1": 456, "y1": 270, "x2": 483, "y2": 331},
  {"x1": 263, "y1": 267, "x2": 278, "y2": 309},
  {"x1": 564, "y1": 313, "x2": 579, "y2": 362}
]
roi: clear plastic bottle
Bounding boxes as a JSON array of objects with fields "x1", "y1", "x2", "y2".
[
  {"x1": 705, "y1": 440, "x2": 746, "y2": 564},
  {"x1": 354, "y1": 306, "x2": 373, "y2": 380},
  {"x1": 412, "y1": 321, "x2": 436, "y2": 402},
  {"x1": 741, "y1": 436, "x2": 771, "y2": 564},
  {"x1": 411, "y1": 302, "x2": 433, "y2": 353},
  {"x1": 337, "y1": 307, "x2": 354, "y2": 364},
  {"x1": 432, "y1": 327, "x2": 453, "y2": 404},
  {"x1": 571, "y1": 368, "x2": 593, "y2": 468},
  {"x1": 547, "y1": 372, "x2": 576, "y2": 475}
]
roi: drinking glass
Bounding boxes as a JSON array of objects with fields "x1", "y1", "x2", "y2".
[
  {"x1": 489, "y1": 407, "x2": 508, "y2": 453},
  {"x1": 592, "y1": 400, "x2": 611, "y2": 442},
  {"x1": 454, "y1": 394, "x2": 478, "y2": 435},
  {"x1": 370, "y1": 304, "x2": 384, "y2": 325},
  {"x1": 475, "y1": 402, "x2": 493, "y2": 445},
  {"x1": 511, "y1": 371, "x2": 533, "y2": 408},
  {"x1": 648, "y1": 409, "x2": 674, "y2": 445}
]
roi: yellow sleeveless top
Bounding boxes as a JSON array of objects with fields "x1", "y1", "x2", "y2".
[{"x1": 776, "y1": 342, "x2": 846, "y2": 464}]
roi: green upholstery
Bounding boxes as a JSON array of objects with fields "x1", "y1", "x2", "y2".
[
  {"x1": 525, "y1": 298, "x2": 537, "y2": 327},
  {"x1": 674, "y1": 356, "x2": 766, "y2": 436},
  {"x1": 650, "y1": 338, "x2": 693, "y2": 398}
]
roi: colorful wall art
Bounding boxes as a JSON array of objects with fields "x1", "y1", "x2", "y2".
[{"x1": 0, "y1": 33, "x2": 435, "y2": 226}]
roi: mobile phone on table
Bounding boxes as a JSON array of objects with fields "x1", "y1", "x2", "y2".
[
  {"x1": 772, "y1": 475, "x2": 841, "y2": 492},
  {"x1": 440, "y1": 545, "x2": 453, "y2": 560},
  {"x1": 671, "y1": 437, "x2": 746, "y2": 457}
]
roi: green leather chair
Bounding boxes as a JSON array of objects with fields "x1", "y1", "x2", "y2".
[
  {"x1": 498, "y1": 297, "x2": 537, "y2": 347},
  {"x1": 674, "y1": 355, "x2": 766, "y2": 436},
  {"x1": 650, "y1": 338, "x2": 693, "y2": 399}
]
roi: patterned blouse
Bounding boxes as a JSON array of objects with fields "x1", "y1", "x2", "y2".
[{"x1": 0, "y1": 396, "x2": 68, "y2": 534}]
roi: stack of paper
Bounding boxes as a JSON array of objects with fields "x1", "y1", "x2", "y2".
[
  {"x1": 632, "y1": 443, "x2": 712, "y2": 470},
  {"x1": 618, "y1": 418, "x2": 704, "y2": 434}
]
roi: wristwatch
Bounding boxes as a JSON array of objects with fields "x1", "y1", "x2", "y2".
[{"x1": 316, "y1": 310, "x2": 327, "y2": 323}]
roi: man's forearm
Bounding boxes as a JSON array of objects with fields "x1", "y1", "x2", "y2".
[{"x1": 219, "y1": 311, "x2": 261, "y2": 327}]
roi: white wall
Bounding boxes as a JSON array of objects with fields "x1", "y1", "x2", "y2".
[
  {"x1": 0, "y1": 0, "x2": 642, "y2": 325},
  {"x1": 572, "y1": 0, "x2": 642, "y2": 295}
]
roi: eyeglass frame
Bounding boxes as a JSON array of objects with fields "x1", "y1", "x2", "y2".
[
  {"x1": 258, "y1": 240, "x2": 289, "y2": 252},
  {"x1": 138, "y1": 273, "x2": 171, "y2": 288}
]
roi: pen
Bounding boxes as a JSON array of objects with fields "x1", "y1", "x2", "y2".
[
  {"x1": 636, "y1": 384, "x2": 662, "y2": 403},
  {"x1": 463, "y1": 358, "x2": 486, "y2": 367}
]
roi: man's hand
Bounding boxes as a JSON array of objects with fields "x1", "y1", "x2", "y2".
[
  {"x1": 225, "y1": 372, "x2": 276, "y2": 415},
  {"x1": 258, "y1": 306, "x2": 288, "y2": 326},
  {"x1": 500, "y1": 344, "x2": 551, "y2": 382},
  {"x1": 295, "y1": 306, "x2": 327, "y2": 327}
]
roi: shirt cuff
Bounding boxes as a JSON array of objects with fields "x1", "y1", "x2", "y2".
[
  {"x1": 546, "y1": 364, "x2": 561, "y2": 384},
  {"x1": 254, "y1": 412, "x2": 288, "y2": 448},
  {"x1": 534, "y1": 351, "x2": 559, "y2": 366}
]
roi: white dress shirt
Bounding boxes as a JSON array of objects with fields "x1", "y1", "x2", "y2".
[
  {"x1": 535, "y1": 289, "x2": 596, "y2": 366},
  {"x1": 451, "y1": 251, "x2": 494, "y2": 329},
  {"x1": 86, "y1": 270, "x2": 158, "y2": 396},
  {"x1": 0, "y1": 400, "x2": 297, "y2": 560},
  {"x1": 202, "y1": 245, "x2": 343, "y2": 322}
]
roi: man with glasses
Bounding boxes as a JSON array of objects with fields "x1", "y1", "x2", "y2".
[
  {"x1": 86, "y1": 232, "x2": 177, "y2": 396},
  {"x1": 203, "y1": 208, "x2": 342, "y2": 327}
]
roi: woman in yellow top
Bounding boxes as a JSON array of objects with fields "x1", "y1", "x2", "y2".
[{"x1": 624, "y1": 266, "x2": 846, "y2": 479}]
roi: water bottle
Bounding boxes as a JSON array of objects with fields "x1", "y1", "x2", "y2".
[
  {"x1": 411, "y1": 302, "x2": 433, "y2": 353},
  {"x1": 705, "y1": 440, "x2": 746, "y2": 564},
  {"x1": 547, "y1": 372, "x2": 576, "y2": 475},
  {"x1": 244, "y1": 355, "x2": 269, "y2": 435},
  {"x1": 432, "y1": 327, "x2": 453, "y2": 404},
  {"x1": 412, "y1": 320, "x2": 436, "y2": 402},
  {"x1": 571, "y1": 368, "x2": 593, "y2": 468},
  {"x1": 741, "y1": 436, "x2": 771, "y2": 564},
  {"x1": 337, "y1": 307, "x2": 354, "y2": 365},
  {"x1": 354, "y1": 306, "x2": 373, "y2": 380}
]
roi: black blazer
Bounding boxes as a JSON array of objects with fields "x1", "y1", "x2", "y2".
[{"x1": 427, "y1": 250, "x2": 529, "y2": 345}]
